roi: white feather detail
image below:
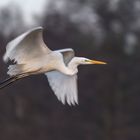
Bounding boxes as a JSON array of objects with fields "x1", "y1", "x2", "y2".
[
  {"x1": 45, "y1": 71, "x2": 78, "y2": 105},
  {"x1": 3, "y1": 27, "x2": 51, "y2": 64}
]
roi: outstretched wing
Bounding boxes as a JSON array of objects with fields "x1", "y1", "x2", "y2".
[
  {"x1": 46, "y1": 71, "x2": 78, "y2": 105},
  {"x1": 45, "y1": 48, "x2": 78, "y2": 105},
  {"x1": 3, "y1": 27, "x2": 51, "y2": 64}
]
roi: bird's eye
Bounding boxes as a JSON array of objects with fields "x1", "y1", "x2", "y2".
[{"x1": 85, "y1": 59, "x2": 89, "y2": 62}]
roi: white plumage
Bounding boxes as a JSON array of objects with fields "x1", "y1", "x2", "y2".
[
  {"x1": 1, "y1": 27, "x2": 106, "y2": 105},
  {"x1": 46, "y1": 71, "x2": 78, "y2": 105}
]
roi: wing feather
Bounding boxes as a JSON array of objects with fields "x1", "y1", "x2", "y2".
[
  {"x1": 46, "y1": 71, "x2": 78, "y2": 105},
  {"x1": 56, "y1": 48, "x2": 75, "y2": 65},
  {"x1": 3, "y1": 27, "x2": 51, "y2": 64}
]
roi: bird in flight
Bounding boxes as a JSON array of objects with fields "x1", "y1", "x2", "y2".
[{"x1": 0, "y1": 27, "x2": 107, "y2": 105}]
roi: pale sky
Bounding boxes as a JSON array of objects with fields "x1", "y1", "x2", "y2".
[{"x1": 0, "y1": 0, "x2": 49, "y2": 24}]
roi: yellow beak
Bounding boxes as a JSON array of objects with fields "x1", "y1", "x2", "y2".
[{"x1": 90, "y1": 60, "x2": 107, "y2": 64}]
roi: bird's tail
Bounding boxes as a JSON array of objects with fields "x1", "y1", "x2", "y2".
[{"x1": 0, "y1": 74, "x2": 28, "y2": 89}]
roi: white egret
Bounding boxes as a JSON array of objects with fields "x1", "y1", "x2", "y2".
[{"x1": 0, "y1": 27, "x2": 107, "y2": 105}]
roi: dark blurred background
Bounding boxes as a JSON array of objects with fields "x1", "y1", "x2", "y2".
[{"x1": 0, "y1": 0, "x2": 140, "y2": 140}]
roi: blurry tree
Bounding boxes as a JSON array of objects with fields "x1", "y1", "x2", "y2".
[
  {"x1": 0, "y1": 0, "x2": 140, "y2": 140},
  {"x1": 0, "y1": 3, "x2": 26, "y2": 37},
  {"x1": 40, "y1": 0, "x2": 140, "y2": 140}
]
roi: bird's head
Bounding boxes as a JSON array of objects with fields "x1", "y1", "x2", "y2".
[
  {"x1": 75, "y1": 57, "x2": 107, "y2": 65},
  {"x1": 67, "y1": 57, "x2": 107, "y2": 75}
]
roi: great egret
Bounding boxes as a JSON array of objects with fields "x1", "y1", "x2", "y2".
[{"x1": 0, "y1": 27, "x2": 106, "y2": 105}]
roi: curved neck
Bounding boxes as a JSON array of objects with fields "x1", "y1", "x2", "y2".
[
  {"x1": 58, "y1": 57, "x2": 79, "y2": 76},
  {"x1": 68, "y1": 58, "x2": 78, "y2": 73}
]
